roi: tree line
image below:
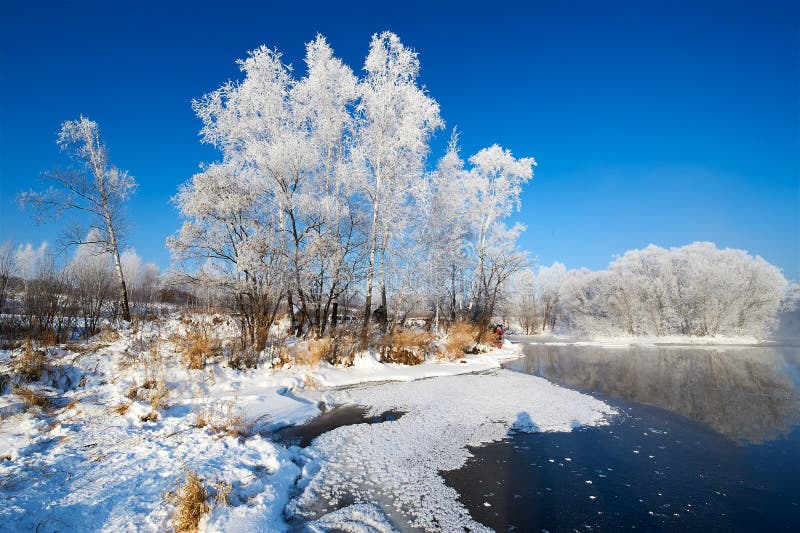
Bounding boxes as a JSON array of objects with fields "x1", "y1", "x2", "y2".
[
  {"x1": 12, "y1": 32, "x2": 793, "y2": 346},
  {"x1": 507, "y1": 242, "x2": 795, "y2": 338}
]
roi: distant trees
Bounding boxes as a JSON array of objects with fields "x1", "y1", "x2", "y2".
[
  {"x1": 0, "y1": 242, "x2": 16, "y2": 314},
  {"x1": 170, "y1": 32, "x2": 535, "y2": 347},
  {"x1": 510, "y1": 243, "x2": 791, "y2": 338},
  {"x1": 0, "y1": 238, "x2": 161, "y2": 340},
  {"x1": 19, "y1": 117, "x2": 137, "y2": 321},
  {"x1": 69, "y1": 231, "x2": 116, "y2": 337}
]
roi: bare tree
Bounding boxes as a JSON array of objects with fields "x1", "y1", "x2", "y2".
[
  {"x1": 0, "y1": 241, "x2": 15, "y2": 313},
  {"x1": 18, "y1": 116, "x2": 136, "y2": 321}
]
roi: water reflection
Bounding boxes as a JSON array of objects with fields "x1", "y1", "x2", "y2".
[{"x1": 506, "y1": 342, "x2": 800, "y2": 444}]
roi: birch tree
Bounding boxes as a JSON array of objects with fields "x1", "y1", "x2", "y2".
[
  {"x1": 19, "y1": 117, "x2": 136, "y2": 321},
  {"x1": 355, "y1": 31, "x2": 443, "y2": 338},
  {"x1": 462, "y1": 145, "x2": 535, "y2": 324}
]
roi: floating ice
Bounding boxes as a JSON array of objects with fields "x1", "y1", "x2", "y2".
[{"x1": 288, "y1": 370, "x2": 614, "y2": 531}]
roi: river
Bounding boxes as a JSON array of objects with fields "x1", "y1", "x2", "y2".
[{"x1": 444, "y1": 339, "x2": 800, "y2": 531}]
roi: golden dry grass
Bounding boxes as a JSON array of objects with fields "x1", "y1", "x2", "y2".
[
  {"x1": 174, "y1": 325, "x2": 222, "y2": 370},
  {"x1": 382, "y1": 329, "x2": 433, "y2": 365},
  {"x1": 443, "y1": 322, "x2": 482, "y2": 359},
  {"x1": 14, "y1": 385, "x2": 50, "y2": 409},
  {"x1": 96, "y1": 326, "x2": 121, "y2": 342},
  {"x1": 140, "y1": 411, "x2": 158, "y2": 422},
  {"x1": 149, "y1": 378, "x2": 170, "y2": 411},
  {"x1": 213, "y1": 481, "x2": 232, "y2": 506},
  {"x1": 171, "y1": 472, "x2": 210, "y2": 533},
  {"x1": 295, "y1": 338, "x2": 331, "y2": 367},
  {"x1": 14, "y1": 338, "x2": 45, "y2": 382},
  {"x1": 193, "y1": 400, "x2": 251, "y2": 437}
]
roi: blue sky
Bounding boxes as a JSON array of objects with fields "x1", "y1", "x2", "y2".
[{"x1": 1, "y1": 0, "x2": 798, "y2": 279}]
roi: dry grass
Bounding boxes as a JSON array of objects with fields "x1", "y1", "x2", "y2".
[
  {"x1": 174, "y1": 324, "x2": 222, "y2": 370},
  {"x1": 140, "y1": 411, "x2": 159, "y2": 422},
  {"x1": 148, "y1": 378, "x2": 170, "y2": 411},
  {"x1": 381, "y1": 329, "x2": 433, "y2": 365},
  {"x1": 13, "y1": 338, "x2": 46, "y2": 382},
  {"x1": 171, "y1": 472, "x2": 210, "y2": 533},
  {"x1": 193, "y1": 399, "x2": 251, "y2": 437},
  {"x1": 228, "y1": 345, "x2": 261, "y2": 370},
  {"x1": 301, "y1": 373, "x2": 318, "y2": 390},
  {"x1": 14, "y1": 385, "x2": 50, "y2": 409},
  {"x1": 40, "y1": 329, "x2": 58, "y2": 348},
  {"x1": 309, "y1": 329, "x2": 360, "y2": 367},
  {"x1": 96, "y1": 326, "x2": 121, "y2": 342},
  {"x1": 113, "y1": 403, "x2": 131, "y2": 416},
  {"x1": 295, "y1": 338, "x2": 331, "y2": 367},
  {"x1": 213, "y1": 480, "x2": 232, "y2": 506},
  {"x1": 125, "y1": 379, "x2": 141, "y2": 401},
  {"x1": 443, "y1": 322, "x2": 482, "y2": 359},
  {"x1": 125, "y1": 374, "x2": 171, "y2": 411}
]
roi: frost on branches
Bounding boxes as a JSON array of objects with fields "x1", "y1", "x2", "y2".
[
  {"x1": 507, "y1": 242, "x2": 791, "y2": 338},
  {"x1": 169, "y1": 32, "x2": 536, "y2": 347}
]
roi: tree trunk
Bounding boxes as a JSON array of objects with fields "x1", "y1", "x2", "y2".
[
  {"x1": 106, "y1": 216, "x2": 131, "y2": 321},
  {"x1": 362, "y1": 201, "x2": 380, "y2": 342}
]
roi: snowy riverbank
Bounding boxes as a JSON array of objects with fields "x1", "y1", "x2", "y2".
[{"x1": 0, "y1": 322, "x2": 613, "y2": 531}]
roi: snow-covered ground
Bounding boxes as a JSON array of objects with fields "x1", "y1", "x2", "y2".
[{"x1": 0, "y1": 317, "x2": 613, "y2": 532}]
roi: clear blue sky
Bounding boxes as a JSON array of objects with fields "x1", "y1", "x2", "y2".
[{"x1": 1, "y1": 0, "x2": 798, "y2": 279}]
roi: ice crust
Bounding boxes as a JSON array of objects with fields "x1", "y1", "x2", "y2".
[{"x1": 290, "y1": 370, "x2": 614, "y2": 531}]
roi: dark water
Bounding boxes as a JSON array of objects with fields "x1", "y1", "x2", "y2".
[
  {"x1": 445, "y1": 341, "x2": 800, "y2": 532},
  {"x1": 275, "y1": 405, "x2": 404, "y2": 447}
]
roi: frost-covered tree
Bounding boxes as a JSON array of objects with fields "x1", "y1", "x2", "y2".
[
  {"x1": 458, "y1": 145, "x2": 535, "y2": 324},
  {"x1": 536, "y1": 262, "x2": 567, "y2": 332},
  {"x1": 172, "y1": 31, "x2": 539, "y2": 347},
  {"x1": 19, "y1": 117, "x2": 136, "y2": 321},
  {"x1": 355, "y1": 31, "x2": 443, "y2": 336},
  {"x1": 542, "y1": 243, "x2": 790, "y2": 338}
]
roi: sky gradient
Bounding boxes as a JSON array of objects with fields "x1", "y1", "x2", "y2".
[{"x1": 1, "y1": 0, "x2": 798, "y2": 279}]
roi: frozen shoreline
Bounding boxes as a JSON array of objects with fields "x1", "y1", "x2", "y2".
[{"x1": 0, "y1": 326, "x2": 613, "y2": 532}]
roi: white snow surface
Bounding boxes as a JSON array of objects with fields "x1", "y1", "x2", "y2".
[
  {"x1": 0, "y1": 317, "x2": 612, "y2": 532},
  {"x1": 289, "y1": 370, "x2": 614, "y2": 532}
]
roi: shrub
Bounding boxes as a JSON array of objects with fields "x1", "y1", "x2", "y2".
[{"x1": 444, "y1": 322, "x2": 482, "y2": 359}]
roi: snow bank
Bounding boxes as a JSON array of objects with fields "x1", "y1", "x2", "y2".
[
  {"x1": 0, "y1": 318, "x2": 530, "y2": 531},
  {"x1": 289, "y1": 370, "x2": 614, "y2": 531}
]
